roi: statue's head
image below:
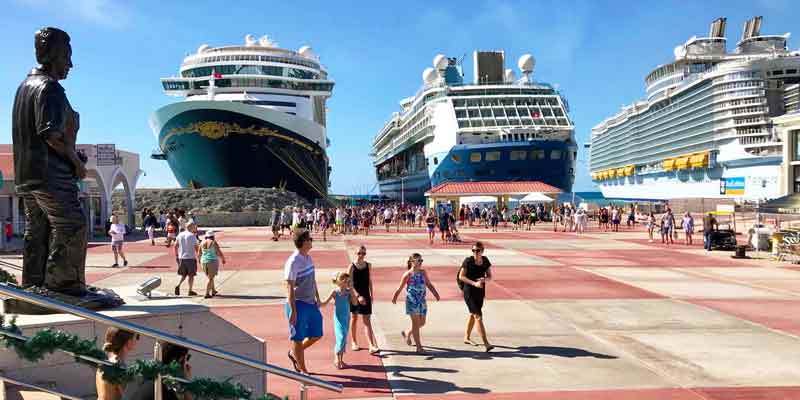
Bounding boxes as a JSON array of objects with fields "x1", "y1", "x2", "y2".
[{"x1": 34, "y1": 27, "x2": 72, "y2": 80}]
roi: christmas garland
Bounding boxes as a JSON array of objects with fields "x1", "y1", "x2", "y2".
[
  {"x1": 0, "y1": 268, "x2": 17, "y2": 285},
  {"x1": 0, "y1": 315, "x2": 287, "y2": 399}
]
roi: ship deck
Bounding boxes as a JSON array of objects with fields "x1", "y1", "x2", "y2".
[{"x1": 5, "y1": 224, "x2": 800, "y2": 399}]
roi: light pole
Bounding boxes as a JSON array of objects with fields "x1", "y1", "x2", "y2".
[{"x1": 400, "y1": 176, "x2": 405, "y2": 205}]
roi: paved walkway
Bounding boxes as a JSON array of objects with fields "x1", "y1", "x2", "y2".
[{"x1": 6, "y1": 223, "x2": 800, "y2": 399}]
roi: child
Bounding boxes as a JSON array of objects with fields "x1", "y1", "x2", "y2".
[
  {"x1": 392, "y1": 253, "x2": 440, "y2": 355},
  {"x1": 165, "y1": 219, "x2": 177, "y2": 247},
  {"x1": 321, "y1": 271, "x2": 357, "y2": 369}
]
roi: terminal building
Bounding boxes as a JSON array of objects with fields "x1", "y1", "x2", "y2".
[{"x1": 0, "y1": 144, "x2": 143, "y2": 238}]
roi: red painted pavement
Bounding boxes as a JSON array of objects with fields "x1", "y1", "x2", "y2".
[
  {"x1": 490, "y1": 266, "x2": 663, "y2": 300},
  {"x1": 211, "y1": 305, "x2": 392, "y2": 399},
  {"x1": 696, "y1": 386, "x2": 800, "y2": 399},
  {"x1": 402, "y1": 388, "x2": 705, "y2": 399},
  {"x1": 690, "y1": 299, "x2": 800, "y2": 337},
  {"x1": 134, "y1": 250, "x2": 350, "y2": 271}
]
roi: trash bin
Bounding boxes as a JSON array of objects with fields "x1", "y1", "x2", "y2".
[{"x1": 733, "y1": 245, "x2": 747, "y2": 259}]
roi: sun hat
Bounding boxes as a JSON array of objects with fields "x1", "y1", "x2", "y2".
[{"x1": 204, "y1": 230, "x2": 215, "y2": 239}]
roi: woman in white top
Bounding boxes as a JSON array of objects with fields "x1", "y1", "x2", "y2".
[{"x1": 108, "y1": 215, "x2": 128, "y2": 268}]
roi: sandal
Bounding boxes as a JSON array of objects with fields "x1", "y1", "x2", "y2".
[
  {"x1": 485, "y1": 345, "x2": 495, "y2": 353},
  {"x1": 369, "y1": 347, "x2": 380, "y2": 355},
  {"x1": 464, "y1": 339, "x2": 479, "y2": 346},
  {"x1": 287, "y1": 350, "x2": 300, "y2": 372},
  {"x1": 401, "y1": 331, "x2": 412, "y2": 346},
  {"x1": 351, "y1": 343, "x2": 360, "y2": 351}
]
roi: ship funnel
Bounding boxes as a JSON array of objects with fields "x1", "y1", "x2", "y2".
[
  {"x1": 709, "y1": 17, "x2": 726, "y2": 38},
  {"x1": 741, "y1": 16, "x2": 763, "y2": 41}
]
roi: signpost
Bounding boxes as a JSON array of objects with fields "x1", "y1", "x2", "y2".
[{"x1": 96, "y1": 144, "x2": 117, "y2": 166}]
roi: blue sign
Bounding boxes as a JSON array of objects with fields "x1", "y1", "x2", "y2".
[{"x1": 720, "y1": 177, "x2": 745, "y2": 196}]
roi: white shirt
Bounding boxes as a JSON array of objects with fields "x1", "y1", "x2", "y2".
[
  {"x1": 292, "y1": 211, "x2": 301, "y2": 225},
  {"x1": 176, "y1": 231, "x2": 199, "y2": 260},
  {"x1": 383, "y1": 209, "x2": 392, "y2": 219},
  {"x1": 109, "y1": 223, "x2": 126, "y2": 242}
]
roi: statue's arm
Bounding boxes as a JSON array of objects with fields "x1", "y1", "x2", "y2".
[{"x1": 36, "y1": 85, "x2": 87, "y2": 179}]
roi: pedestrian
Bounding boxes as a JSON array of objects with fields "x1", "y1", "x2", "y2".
[
  {"x1": 682, "y1": 212, "x2": 695, "y2": 245},
  {"x1": 165, "y1": 215, "x2": 177, "y2": 247},
  {"x1": 703, "y1": 212, "x2": 718, "y2": 251},
  {"x1": 96, "y1": 327, "x2": 139, "y2": 400},
  {"x1": 143, "y1": 211, "x2": 157, "y2": 246},
  {"x1": 383, "y1": 207, "x2": 393, "y2": 232},
  {"x1": 270, "y1": 207, "x2": 282, "y2": 242},
  {"x1": 458, "y1": 242, "x2": 494, "y2": 352},
  {"x1": 611, "y1": 206, "x2": 621, "y2": 232},
  {"x1": 319, "y1": 207, "x2": 330, "y2": 241},
  {"x1": 348, "y1": 245, "x2": 379, "y2": 355},
  {"x1": 174, "y1": 221, "x2": 199, "y2": 296},
  {"x1": 108, "y1": 215, "x2": 128, "y2": 268},
  {"x1": 392, "y1": 253, "x2": 440, "y2": 355},
  {"x1": 285, "y1": 229, "x2": 323, "y2": 374},
  {"x1": 425, "y1": 210, "x2": 436, "y2": 245},
  {"x1": 647, "y1": 212, "x2": 656, "y2": 242},
  {"x1": 4, "y1": 218, "x2": 12, "y2": 243},
  {"x1": 199, "y1": 230, "x2": 226, "y2": 298},
  {"x1": 439, "y1": 210, "x2": 450, "y2": 243},
  {"x1": 661, "y1": 209, "x2": 676, "y2": 244},
  {"x1": 321, "y1": 271, "x2": 357, "y2": 369}
]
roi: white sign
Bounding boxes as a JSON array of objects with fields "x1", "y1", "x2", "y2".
[
  {"x1": 96, "y1": 144, "x2": 116, "y2": 166},
  {"x1": 716, "y1": 204, "x2": 735, "y2": 213}
]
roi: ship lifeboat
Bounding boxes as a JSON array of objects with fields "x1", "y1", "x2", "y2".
[
  {"x1": 663, "y1": 158, "x2": 676, "y2": 171},
  {"x1": 689, "y1": 151, "x2": 709, "y2": 168},
  {"x1": 674, "y1": 156, "x2": 690, "y2": 170},
  {"x1": 624, "y1": 165, "x2": 635, "y2": 176}
]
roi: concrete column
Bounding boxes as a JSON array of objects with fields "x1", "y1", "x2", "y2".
[{"x1": 127, "y1": 192, "x2": 135, "y2": 228}]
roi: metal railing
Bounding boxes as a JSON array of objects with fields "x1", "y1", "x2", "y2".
[{"x1": 0, "y1": 283, "x2": 342, "y2": 399}]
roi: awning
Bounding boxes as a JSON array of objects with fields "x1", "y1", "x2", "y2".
[
  {"x1": 758, "y1": 193, "x2": 800, "y2": 214},
  {"x1": 518, "y1": 192, "x2": 554, "y2": 203},
  {"x1": 460, "y1": 195, "x2": 498, "y2": 204},
  {"x1": 662, "y1": 158, "x2": 675, "y2": 171},
  {"x1": 674, "y1": 156, "x2": 690, "y2": 170}
]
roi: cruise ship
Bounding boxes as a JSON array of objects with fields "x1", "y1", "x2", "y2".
[
  {"x1": 150, "y1": 35, "x2": 334, "y2": 201},
  {"x1": 589, "y1": 17, "x2": 800, "y2": 201},
  {"x1": 372, "y1": 51, "x2": 576, "y2": 203}
]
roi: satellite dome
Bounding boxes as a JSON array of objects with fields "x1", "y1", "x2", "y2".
[
  {"x1": 197, "y1": 44, "x2": 210, "y2": 54},
  {"x1": 673, "y1": 45, "x2": 687, "y2": 59},
  {"x1": 298, "y1": 45, "x2": 317, "y2": 59},
  {"x1": 518, "y1": 54, "x2": 535, "y2": 72},
  {"x1": 245, "y1": 34, "x2": 257, "y2": 47},
  {"x1": 422, "y1": 67, "x2": 438, "y2": 83},
  {"x1": 504, "y1": 68, "x2": 516, "y2": 82},
  {"x1": 433, "y1": 54, "x2": 448, "y2": 70},
  {"x1": 259, "y1": 35, "x2": 277, "y2": 47}
]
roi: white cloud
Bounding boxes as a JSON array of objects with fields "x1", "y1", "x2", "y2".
[{"x1": 15, "y1": 0, "x2": 132, "y2": 28}]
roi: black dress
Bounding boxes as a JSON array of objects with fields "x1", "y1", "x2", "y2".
[
  {"x1": 461, "y1": 256, "x2": 491, "y2": 316},
  {"x1": 350, "y1": 262, "x2": 372, "y2": 315}
]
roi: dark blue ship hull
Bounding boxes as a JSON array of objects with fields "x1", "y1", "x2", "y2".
[
  {"x1": 154, "y1": 107, "x2": 329, "y2": 201},
  {"x1": 378, "y1": 140, "x2": 574, "y2": 204}
]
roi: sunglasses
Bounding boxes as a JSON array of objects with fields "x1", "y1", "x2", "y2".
[
  {"x1": 472, "y1": 249, "x2": 483, "y2": 253},
  {"x1": 357, "y1": 252, "x2": 366, "y2": 255},
  {"x1": 416, "y1": 258, "x2": 424, "y2": 263}
]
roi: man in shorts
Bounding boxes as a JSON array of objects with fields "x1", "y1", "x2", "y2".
[
  {"x1": 174, "y1": 221, "x2": 199, "y2": 296},
  {"x1": 285, "y1": 229, "x2": 322, "y2": 374},
  {"x1": 270, "y1": 208, "x2": 281, "y2": 242}
]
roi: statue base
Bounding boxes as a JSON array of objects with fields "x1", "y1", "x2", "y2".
[{"x1": 1, "y1": 285, "x2": 125, "y2": 314}]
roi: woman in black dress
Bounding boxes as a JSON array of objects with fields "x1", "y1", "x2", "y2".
[
  {"x1": 348, "y1": 245, "x2": 380, "y2": 354},
  {"x1": 458, "y1": 241, "x2": 494, "y2": 352}
]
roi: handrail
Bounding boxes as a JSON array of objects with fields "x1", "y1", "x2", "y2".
[
  {"x1": 0, "y1": 283, "x2": 343, "y2": 394},
  {"x1": 0, "y1": 373, "x2": 85, "y2": 400}
]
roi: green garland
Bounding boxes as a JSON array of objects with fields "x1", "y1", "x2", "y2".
[
  {"x1": 0, "y1": 268, "x2": 18, "y2": 285},
  {"x1": 0, "y1": 315, "x2": 287, "y2": 399}
]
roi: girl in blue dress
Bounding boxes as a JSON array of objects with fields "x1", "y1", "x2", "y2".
[
  {"x1": 321, "y1": 271, "x2": 357, "y2": 369},
  {"x1": 392, "y1": 253, "x2": 441, "y2": 354}
]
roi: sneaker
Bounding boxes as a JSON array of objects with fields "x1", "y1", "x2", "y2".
[
  {"x1": 123, "y1": 260, "x2": 128, "y2": 267},
  {"x1": 174, "y1": 286, "x2": 180, "y2": 296},
  {"x1": 188, "y1": 291, "x2": 198, "y2": 296},
  {"x1": 111, "y1": 263, "x2": 119, "y2": 268}
]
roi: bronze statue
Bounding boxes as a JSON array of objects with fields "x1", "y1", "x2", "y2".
[{"x1": 8, "y1": 27, "x2": 123, "y2": 312}]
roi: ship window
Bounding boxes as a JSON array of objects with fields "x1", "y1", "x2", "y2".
[
  {"x1": 451, "y1": 154, "x2": 461, "y2": 163},
  {"x1": 470, "y1": 152, "x2": 482, "y2": 163},
  {"x1": 457, "y1": 169, "x2": 465, "y2": 177},
  {"x1": 788, "y1": 69, "x2": 798, "y2": 74},
  {"x1": 485, "y1": 151, "x2": 501, "y2": 161},
  {"x1": 443, "y1": 170, "x2": 451, "y2": 178},
  {"x1": 550, "y1": 150, "x2": 562, "y2": 160},
  {"x1": 510, "y1": 150, "x2": 527, "y2": 160},
  {"x1": 433, "y1": 157, "x2": 438, "y2": 165},
  {"x1": 793, "y1": 130, "x2": 800, "y2": 161},
  {"x1": 530, "y1": 150, "x2": 545, "y2": 160}
]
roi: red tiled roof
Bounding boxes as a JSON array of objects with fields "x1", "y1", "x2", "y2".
[
  {"x1": 426, "y1": 181, "x2": 562, "y2": 196},
  {"x1": 0, "y1": 154, "x2": 13, "y2": 180}
]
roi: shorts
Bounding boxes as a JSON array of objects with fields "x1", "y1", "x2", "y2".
[
  {"x1": 202, "y1": 260, "x2": 219, "y2": 276},
  {"x1": 426, "y1": 225, "x2": 435, "y2": 233},
  {"x1": 336, "y1": 219, "x2": 344, "y2": 225},
  {"x1": 178, "y1": 259, "x2": 198, "y2": 277},
  {"x1": 286, "y1": 300, "x2": 323, "y2": 342},
  {"x1": 111, "y1": 241, "x2": 123, "y2": 251},
  {"x1": 384, "y1": 218, "x2": 392, "y2": 224},
  {"x1": 272, "y1": 224, "x2": 280, "y2": 233}
]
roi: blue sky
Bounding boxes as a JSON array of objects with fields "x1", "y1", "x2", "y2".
[{"x1": 1, "y1": 0, "x2": 796, "y2": 194}]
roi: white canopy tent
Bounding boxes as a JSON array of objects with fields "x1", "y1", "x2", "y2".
[
  {"x1": 460, "y1": 195, "x2": 498, "y2": 204},
  {"x1": 517, "y1": 192, "x2": 554, "y2": 203}
]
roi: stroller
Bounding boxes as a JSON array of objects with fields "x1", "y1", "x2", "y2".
[{"x1": 447, "y1": 226, "x2": 463, "y2": 243}]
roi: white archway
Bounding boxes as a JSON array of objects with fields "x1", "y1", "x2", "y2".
[{"x1": 108, "y1": 167, "x2": 136, "y2": 228}]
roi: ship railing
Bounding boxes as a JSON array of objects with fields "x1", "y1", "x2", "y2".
[{"x1": 0, "y1": 283, "x2": 343, "y2": 400}]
